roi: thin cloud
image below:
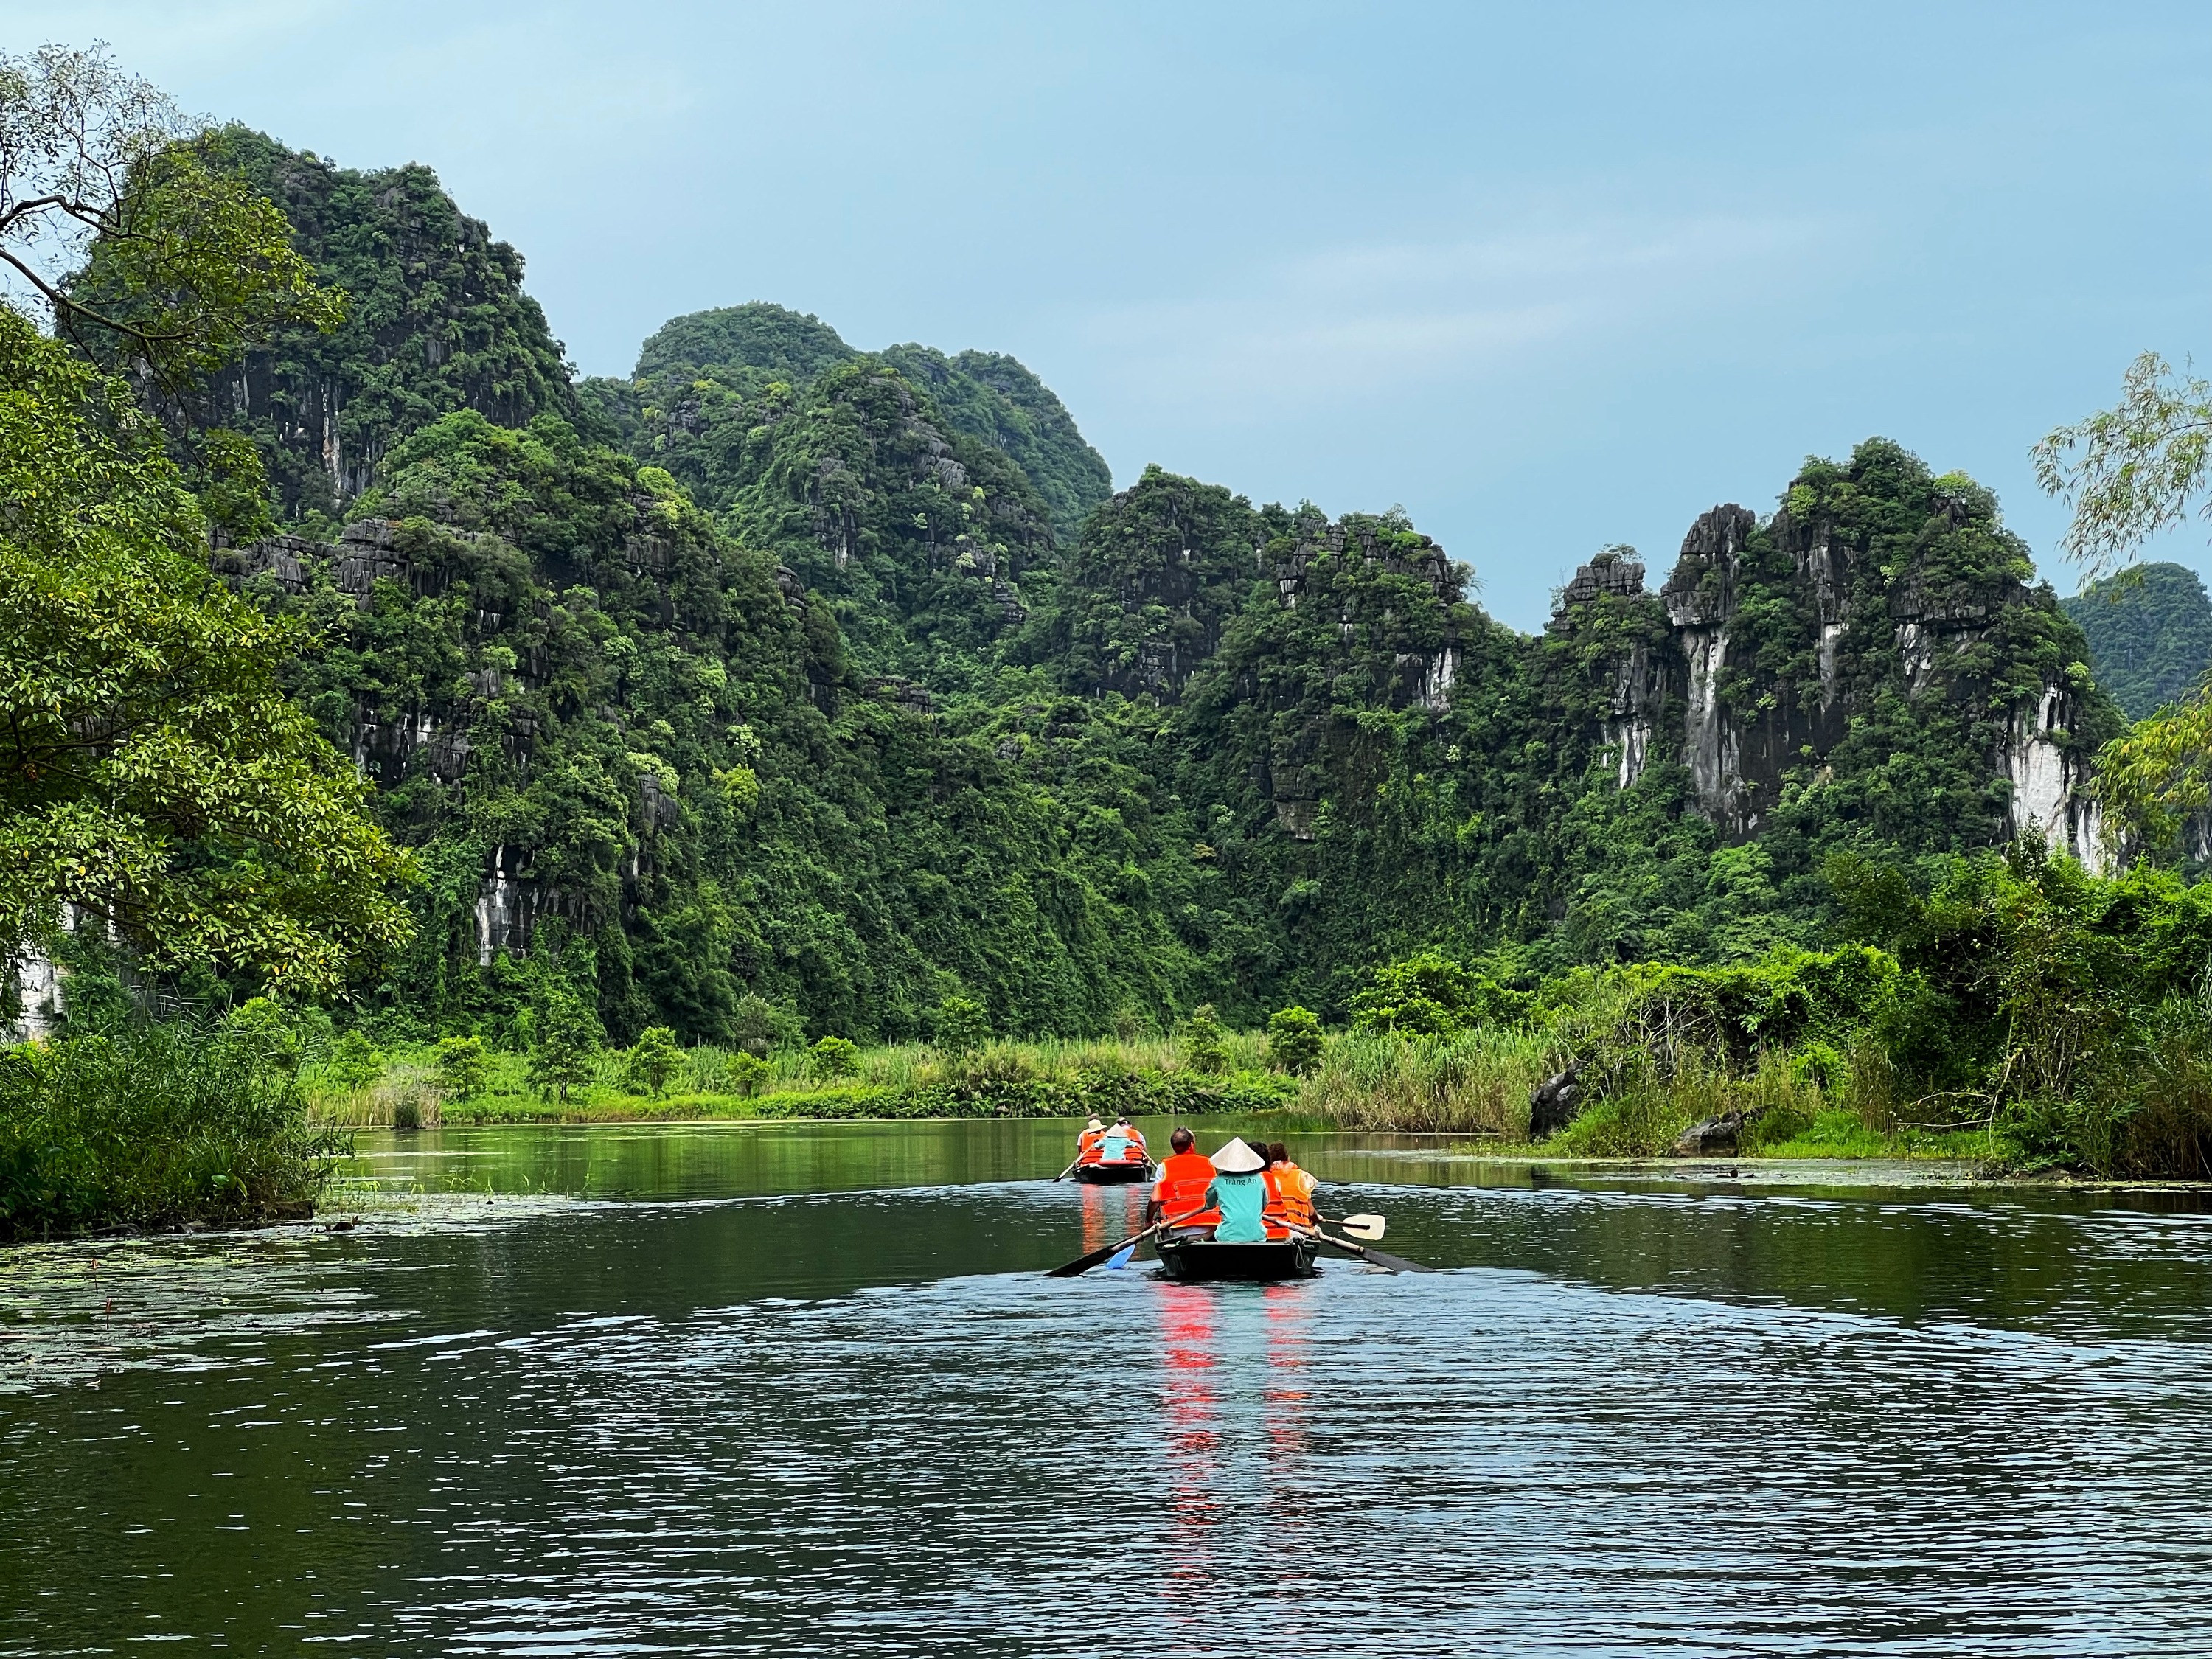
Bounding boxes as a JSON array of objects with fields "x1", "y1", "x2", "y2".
[{"x1": 1082, "y1": 211, "x2": 1848, "y2": 422}]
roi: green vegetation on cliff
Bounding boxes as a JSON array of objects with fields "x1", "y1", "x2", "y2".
[
  {"x1": 89, "y1": 126, "x2": 577, "y2": 520},
  {"x1": 14, "y1": 71, "x2": 2191, "y2": 1200},
  {"x1": 2064, "y1": 562, "x2": 2212, "y2": 719},
  {"x1": 581, "y1": 301, "x2": 1114, "y2": 549}
]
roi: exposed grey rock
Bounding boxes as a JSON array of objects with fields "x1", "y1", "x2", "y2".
[
  {"x1": 210, "y1": 533, "x2": 315, "y2": 594},
  {"x1": 1672, "y1": 1111, "x2": 1749, "y2": 1155},
  {"x1": 1528, "y1": 1063, "x2": 1582, "y2": 1138}
]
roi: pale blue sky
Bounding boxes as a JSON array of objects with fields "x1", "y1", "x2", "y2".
[{"x1": 14, "y1": 1, "x2": 2209, "y2": 627}]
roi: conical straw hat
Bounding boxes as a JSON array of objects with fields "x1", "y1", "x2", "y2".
[{"x1": 1209, "y1": 1137, "x2": 1265, "y2": 1174}]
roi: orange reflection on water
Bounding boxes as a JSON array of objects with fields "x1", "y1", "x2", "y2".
[{"x1": 1262, "y1": 1281, "x2": 1314, "y2": 1523}]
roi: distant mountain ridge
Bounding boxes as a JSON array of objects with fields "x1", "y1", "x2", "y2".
[
  {"x1": 92, "y1": 136, "x2": 2129, "y2": 1041},
  {"x1": 579, "y1": 302, "x2": 1113, "y2": 547},
  {"x1": 2062, "y1": 562, "x2": 2212, "y2": 720}
]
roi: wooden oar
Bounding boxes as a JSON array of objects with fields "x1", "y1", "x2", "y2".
[
  {"x1": 1045, "y1": 1206, "x2": 1204, "y2": 1278},
  {"x1": 1323, "y1": 1211, "x2": 1386, "y2": 1241},
  {"x1": 1050, "y1": 1158, "x2": 1081, "y2": 1182},
  {"x1": 1313, "y1": 1228, "x2": 1430, "y2": 1274}
]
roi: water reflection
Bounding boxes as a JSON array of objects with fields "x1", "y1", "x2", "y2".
[{"x1": 2, "y1": 1122, "x2": 2211, "y2": 1655}]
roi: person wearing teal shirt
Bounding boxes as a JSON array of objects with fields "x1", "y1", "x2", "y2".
[{"x1": 1203, "y1": 1137, "x2": 1268, "y2": 1242}]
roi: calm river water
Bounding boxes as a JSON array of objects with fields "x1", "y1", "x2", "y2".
[{"x1": 4, "y1": 1119, "x2": 2211, "y2": 1656}]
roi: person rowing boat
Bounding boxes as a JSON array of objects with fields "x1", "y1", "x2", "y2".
[
  {"x1": 1201, "y1": 1137, "x2": 1269, "y2": 1241},
  {"x1": 1071, "y1": 1113, "x2": 1153, "y2": 1183},
  {"x1": 1146, "y1": 1127, "x2": 1220, "y2": 1232}
]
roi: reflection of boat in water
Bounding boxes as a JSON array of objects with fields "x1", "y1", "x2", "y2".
[
  {"x1": 1072, "y1": 1156, "x2": 1154, "y2": 1184},
  {"x1": 1156, "y1": 1234, "x2": 1321, "y2": 1282}
]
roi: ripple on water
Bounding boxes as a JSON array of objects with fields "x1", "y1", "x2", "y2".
[{"x1": 1, "y1": 1164, "x2": 2209, "y2": 1655}]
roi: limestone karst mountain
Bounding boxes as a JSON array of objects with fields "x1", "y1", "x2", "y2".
[{"x1": 70, "y1": 135, "x2": 2123, "y2": 1037}]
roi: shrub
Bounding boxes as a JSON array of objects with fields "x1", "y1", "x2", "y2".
[
  {"x1": 733, "y1": 993, "x2": 806, "y2": 1058},
  {"x1": 1180, "y1": 1004, "x2": 1228, "y2": 1074},
  {"x1": 328, "y1": 1029, "x2": 385, "y2": 1092},
  {"x1": 727, "y1": 1051, "x2": 771, "y2": 1097},
  {"x1": 810, "y1": 1035, "x2": 860, "y2": 1079},
  {"x1": 1349, "y1": 949, "x2": 1535, "y2": 1036},
  {"x1": 0, "y1": 1023, "x2": 346, "y2": 1239},
  {"x1": 435, "y1": 1035, "x2": 489, "y2": 1101},
  {"x1": 1266, "y1": 1006, "x2": 1325, "y2": 1075},
  {"x1": 626, "y1": 1026, "x2": 684, "y2": 1098},
  {"x1": 223, "y1": 998, "x2": 303, "y2": 1074},
  {"x1": 933, "y1": 995, "x2": 990, "y2": 1057}
]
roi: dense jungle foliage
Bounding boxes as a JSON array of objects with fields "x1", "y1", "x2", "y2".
[
  {"x1": 15, "y1": 117, "x2": 2210, "y2": 1192},
  {"x1": 2063, "y1": 562, "x2": 2212, "y2": 720}
]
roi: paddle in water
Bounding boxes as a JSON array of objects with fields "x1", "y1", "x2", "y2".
[
  {"x1": 1312, "y1": 1228, "x2": 1430, "y2": 1274},
  {"x1": 1044, "y1": 1206, "x2": 1205, "y2": 1278}
]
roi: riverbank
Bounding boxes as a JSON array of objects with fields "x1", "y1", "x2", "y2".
[
  {"x1": 304, "y1": 1028, "x2": 1989, "y2": 1165},
  {"x1": 0, "y1": 1021, "x2": 343, "y2": 1242}
]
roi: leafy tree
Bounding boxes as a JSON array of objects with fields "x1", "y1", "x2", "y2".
[
  {"x1": 526, "y1": 983, "x2": 598, "y2": 1102},
  {"x1": 726, "y1": 1051, "x2": 771, "y2": 1097},
  {"x1": 1349, "y1": 950, "x2": 1533, "y2": 1036},
  {"x1": 0, "y1": 307, "x2": 411, "y2": 992},
  {"x1": 809, "y1": 1035, "x2": 860, "y2": 1079},
  {"x1": 933, "y1": 994, "x2": 990, "y2": 1056},
  {"x1": 626, "y1": 1026, "x2": 684, "y2": 1098},
  {"x1": 1180, "y1": 1004, "x2": 1228, "y2": 1074},
  {"x1": 327, "y1": 1029, "x2": 383, "y2": 1093},
  {"x1": 222, "y1": 996, "x2": 302, "y2": 1074},
  {"x1": 2035, "y1": 352, "x2": 2212, "y2": 577},
  {"x1": 434, "y1": 1034, "x2": 488, "y2": 1101},
  {"x1": 0, "y1": 44, "x2": 341, "y2": 389},
  {"x1": 1265, "y1": 1005, "x2": 1324, "y2": 1075},
  {"x1": 733, "y1": 993, "x2": 806, "y2": 1057},
  {"x1": 2038, "y1": 355, "x2": 2212, "y2": 846}
]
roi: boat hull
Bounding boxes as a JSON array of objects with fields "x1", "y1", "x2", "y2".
[
  {"x1": 1073, "y1": 1161, "x2": 1153, "y2": 1184},
  {"x1": 1156, "y1": 1235, "x2": 1321, "y2": 1281}
]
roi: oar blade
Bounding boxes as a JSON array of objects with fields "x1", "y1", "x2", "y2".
[
  {"x1": 1046, "y1": 1227, "x2": 1150, "y2": 1278},
  {"x1": 1316, "y1": 1231, "x2": 1430, "y2": 1274},
  {"x1": 1338, "y1": 1214, "x2": 1387, "y2": 1241},
  {"x1": 1353, "y1": 1241, "x2": 1430, "y2": 1273}
]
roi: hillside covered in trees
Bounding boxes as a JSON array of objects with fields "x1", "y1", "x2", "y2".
[
  {"x1": 2063, "y1": 562, "x2": 2212, "y2": 720},
  {"x1": 16, "y1": 129, "x2": 2130, "y2": 1054}
]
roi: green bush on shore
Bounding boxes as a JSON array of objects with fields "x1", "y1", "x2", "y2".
[{"x1": 1, "y1": 1022, "x2": 346, "y2": 1241}]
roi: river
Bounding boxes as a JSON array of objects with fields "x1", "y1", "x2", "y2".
[{"x1": 4, "y1": 1119, "x2": 2210, "y2": 1655}]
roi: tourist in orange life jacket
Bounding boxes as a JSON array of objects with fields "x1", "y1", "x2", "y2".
[
  {"x1": 1146, "y1": 1127, "x2": 1220, "y2": 1232},
  {"x1": 1109, "y1": 1116, "x2": 1147, "y2": 1164},
  {"x1": 1077, "y1": 1117, "x2": 1105, "y2": 1165},
  {"x1": 1259, "y1": 1144, "x2": 1291, "y2": 1239},
  {"x1": 1270, "y1": 1141, "x2": 1318, "y2": 1229}
]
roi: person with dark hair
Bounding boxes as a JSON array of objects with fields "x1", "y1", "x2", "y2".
[
  {"x1": 1271, "y1": 1140, "x2": 1316, "y2": 1230},
  {"x1": 1147, "y1": 1126, "x2": 1218, "y2": 1232}
]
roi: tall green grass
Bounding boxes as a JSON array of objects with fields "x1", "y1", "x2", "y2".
[{"x1": 1, "y1": 1023, "x2": 347, "y2": 1240}]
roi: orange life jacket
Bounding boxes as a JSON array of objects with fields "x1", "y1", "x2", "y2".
[
  {"x1": 1077, "y1": 1126, "x2": 1105, "y2": 1163},
  {"x1": 1276, "y1": 1163, "x2": 1317, "y2": 1228},
  {"x1": 1152, "y1": 1150, "x2": 1220, "y2": 1228},
  {"x1": 1121, "y1": 1126, "x2": 1148, "y2": 1156},
  {"x1": 1260, "y1": 1166, "x2": 1290, "y2": 1239}
]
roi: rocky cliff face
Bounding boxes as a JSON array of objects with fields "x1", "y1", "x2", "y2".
[
  {"x1": 1548, "y1": 440, "x2": 2118, "y2": 866},
  {"x1": 98, "y1": 128, "x2": 577, "y2": 518}
]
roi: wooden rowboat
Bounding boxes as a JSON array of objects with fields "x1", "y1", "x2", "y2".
[
  {"x1": 1155, "y1": 1234, "x2": 1321, "y2": 1281},
  {"x1": 1072, "y1": 1158, "x2": 1154, "y2": 1185}
]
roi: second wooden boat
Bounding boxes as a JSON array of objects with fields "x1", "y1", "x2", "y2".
[{"x1": 1072, "y1": 1158, "x2": 1154, "y2": 1184}]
